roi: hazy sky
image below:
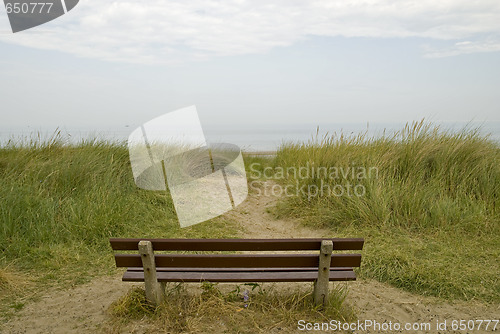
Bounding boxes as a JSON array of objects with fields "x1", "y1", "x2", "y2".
[{"x1": 1, "y1": 0, "x2": 499, "y2": 131}]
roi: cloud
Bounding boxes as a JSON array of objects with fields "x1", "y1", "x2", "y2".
[
  {"x1": 422, "y1": 38, "x2": 500, "y2": 58},
  {"x1": 1, "y1": 0, "x2": 499, "y2": 63}
]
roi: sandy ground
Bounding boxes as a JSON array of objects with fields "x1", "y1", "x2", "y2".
[{"x1": 1, "y1": 182, "x2": 499, "y2": 333}]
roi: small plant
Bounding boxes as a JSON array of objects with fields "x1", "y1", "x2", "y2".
[
  {"x1": 227, "y1": 282, "x2": 262, "y2": 304},
  {"x1": 200, "y1": 281, "x2": 223, "y2": 300}
]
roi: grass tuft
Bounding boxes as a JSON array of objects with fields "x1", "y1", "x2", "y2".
[{"x1": 110, "y1": 287, "x2": 156, "y2": 319}]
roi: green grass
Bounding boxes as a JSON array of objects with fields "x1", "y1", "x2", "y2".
[
  {"x1": 0, "y1": 135, "x2": 238, "y2": 317},
  {"x1": 263, "y1": 121, "x2": 499, "y2": 303}
]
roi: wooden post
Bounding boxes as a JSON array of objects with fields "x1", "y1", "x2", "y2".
[
  {"x1": 314, "y1": 240, "x2": 333, "y2": 307},
  {"x1": 138, "y1": 240, "x2": 165, "y2": 306}
]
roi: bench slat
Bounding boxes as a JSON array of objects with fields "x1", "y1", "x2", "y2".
[
  {"x1": 126, "y1": 266, "x2": 355, "y2": 272},
  {"x1": 110, "y1": 238, "x2": 364, "y2": 251},
  {"x1": 114, "y1": 253, "x2": 362, "y2": 268},
  {"x1": 122, "y1": 269, "x2": 357, "y2": 282}
]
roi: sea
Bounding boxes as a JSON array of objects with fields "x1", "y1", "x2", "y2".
[{"x1": 1, "y1": 121, "x2": 499, "y2": 151}]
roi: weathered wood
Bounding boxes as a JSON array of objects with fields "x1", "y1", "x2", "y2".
[
  {"x1": 110, "y1": 238, "x2": 364, "y2": 251},
  {"x1": 126, "y1": 266, "x2": 355, "y2": 272},
  {"x1": 314, "y1": 240, "x2": 333, "y2": 307},
  {"x1": 138, "y1": 240, "x2": 164, "y2": 306},
  {"x1": 114, "y1": 253, "x2": 362, "y2": 268},
  {"x1": 122, "y1": 269, "x2": 356, "y2": 282}
]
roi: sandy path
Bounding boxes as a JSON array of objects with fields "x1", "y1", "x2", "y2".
[{"x1": 1, "y1": 181, "x2": 499, "y2": 333}]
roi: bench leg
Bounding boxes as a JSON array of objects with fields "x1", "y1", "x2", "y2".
[
  {"x1": 314, "y1": 240, "x2": 333, "y2": 307},
  {"x1": 139, "y1": 240, "x2": 165, "y2": 306}
]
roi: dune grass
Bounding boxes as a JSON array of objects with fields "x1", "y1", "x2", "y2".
[
  {"x1": 0, "y1": 135, "x2": 238, "y2": 317},
  {"x1": 260, "y1": 121, "x2": 499, "y2": 303}
]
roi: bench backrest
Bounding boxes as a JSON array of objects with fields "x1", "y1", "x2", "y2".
[{"x1": 110, "y1": 238, "x2": 364, "y2": 269}]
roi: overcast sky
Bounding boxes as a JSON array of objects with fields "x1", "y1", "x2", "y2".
[{"x1": 1, "y1": 0, "x2": 499, "y2": 132}]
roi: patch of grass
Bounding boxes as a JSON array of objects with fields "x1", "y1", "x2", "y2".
[
  {"x1": 268, "y1": 121, "x2": 500, "y2": 303},
  {"x1": 0, "y1": 266, "x2": 31, "y2": 299},
  {"x1": 110, "y1": 287, "x2": 157, "y2": 319},
  {"x1": 0, "y1": 266, "x2": 33, "y2": 318},
  {"x1": 107, "y1": 282, "x2": 355, "y2": 333}
]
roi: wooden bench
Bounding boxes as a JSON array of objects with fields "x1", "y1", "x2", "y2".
[{"x1": 110, "y1": 238, "x2": 364, "y2": 306}]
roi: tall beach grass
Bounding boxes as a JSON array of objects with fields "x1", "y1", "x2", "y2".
[
  {"x1": 0, "y1": 134, "x2": 237, "y2": 315},
  {"x1": 268, "y1": 121, "x2": 499, "y2": 302}
]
